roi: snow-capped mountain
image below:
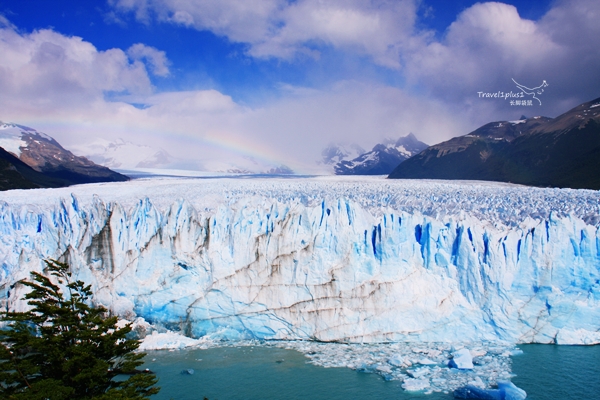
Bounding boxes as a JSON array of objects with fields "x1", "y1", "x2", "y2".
[
  {"x1": 335, "y1": 133, "x2": 428, "y2": 175},
  {"x1": 73, "y1": 138, "x2": 295, "y2": 176},
  {"x1": 72, "y1": 138, "x2": 176, "y2": 170},
  {"x1": 320, "y1": 142, "x2": 366, "y2": 166},
  {"x1": 0, "y1": 122, "x2": 128, "y2": 190},
  {"x1": 389, "y1": 96, "x2": 600, "y2": 189},
  {"x1": 1, "y1": 177, "x2": 598, "y2": 346}
]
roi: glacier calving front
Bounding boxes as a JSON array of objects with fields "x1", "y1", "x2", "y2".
[{"x1": 1, "y1": 177, "x2": 599, "y2": 344}]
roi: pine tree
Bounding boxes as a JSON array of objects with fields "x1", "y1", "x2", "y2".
[{"x1": 0, "y1": 260, "x2": 160, "y2": 399}]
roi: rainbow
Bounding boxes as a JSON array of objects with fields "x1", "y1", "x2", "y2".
[{"x1": 11, "y1": 115, "x2": 306, "y2": 174}]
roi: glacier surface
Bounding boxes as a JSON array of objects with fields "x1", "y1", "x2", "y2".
[{"x1": 0, "y1": 176, "x2": 599, "y2": 345}]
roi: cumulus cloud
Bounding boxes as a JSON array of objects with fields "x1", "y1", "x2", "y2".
[
  {"x1": 110, "y1": 0, "x2": 281, "y2": 41},
  {"x1": 127, "y1": 43, "x2": 170, "y2": 77},
  {"x1": 403, "y1": 0, "x2": 600, "y2": 119},
  {"x1": 2, "y1": 1, "x2": 600, "y2": 173},
  {"x1": 404, "y1": 3, "x2": 560, "y2": 97},
  {"x1": 250, "y1": 0, "x2": 420, "y2": 67},
  {"x1": 109, "y1": 0, "x2": 600, "y2": 121},
  {"x1": 0, "y1": 26, "x2": 157, "y2": 110},
  {"x1": 0, "y1": 24, "x2": 172, "y2": 154},
  {"x1": 109, "y1": 0, "x2": 421, "y2": 67},
  {"x1": 536, "y1": 0, "x2": 600, "y2": 101},
  {"x1": 0, "y1": 21, "x2": 465, "y2": 171}
]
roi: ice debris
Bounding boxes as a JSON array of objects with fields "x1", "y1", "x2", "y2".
[
  {"x1": 132, "y1": 333, "x2": 522, "y2": 395},
  {"x1": 181, "y1": 369, "x2": 195, "y2": 375},
  {"x1": 404, "y1": 378, "x2": 431, "y2": 391},
  {"x1": 388, "y1": 354, "x2": 406, "y2": 367},
  {"x1": 453, "y1": 380, "x2": 527, "y2": 399},
  {"x1": 271, "y1": 341, "x2": 518, "y2": 395},
  {"x1": 449, "y1": 348, "x2": 474, "y2": 369},
  {"x1": 138, "y1": 330, "x2": 208, "y2": 351}
]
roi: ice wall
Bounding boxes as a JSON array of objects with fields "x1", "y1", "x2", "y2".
[{"x1": 0, "y1": 178, "x2": 599, "y2": 344}]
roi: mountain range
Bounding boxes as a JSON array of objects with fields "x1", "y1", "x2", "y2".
[
  {"x1": 0, "y1": 122, "x2": 128, "y2": 191},
  {"x1": 326, "y1": 133, "x2": 428, "y2": 175},
  {"x1": 71, "y1": 138, "x2": 176, "y2": 170},
  {"x1": 4, "y1": 94, "x2": 599, "y2": 191},
  {"x1": 388, "y1": 97, "x2": 600, "y2": 190},
  {"x1": 74, "y1": 138, "x2": 296, "y2": 176},
  {"x1": 320, "y1": 142, "x2": 366, "y2": 165}
]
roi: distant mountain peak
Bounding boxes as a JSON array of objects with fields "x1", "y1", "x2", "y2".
[
  {"x1": 0, "y1": 122, "x2": 128, "y2": 190},
  {"x1": 73, "y1": 138, "x2": 176, "y2": 170},
  {"x1": 334, "y1": 134, "x2": 428, "y2": 175},
  {"x1": 320, "y1": 142, "x2": 366, "y2": 166}
]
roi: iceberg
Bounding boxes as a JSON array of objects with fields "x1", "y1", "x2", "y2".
[
  {"x1": 449, "y1": 349, "x2": 474, "y2": 369},
  {"x1": 181, "y1": 369, "x2": 195, "y2": 375},
  {"x1": 403, "y1": 378, "x2": 431, "y2": 391},
  {"x1": 138, "y1": 330, "x2": 207, "y2": 351},
  {"x1": 453, "y1": 380, "x2": 527, "y2": 399},
  {"x1": 275, "y1": 340, "x2": 517, "y2": 394},
  {"x1": 387, "y1": 354, "x2": 406, "y2": 367},
  {"x1": 0, "y1": 176, "x2": 599, "y2": 345}
]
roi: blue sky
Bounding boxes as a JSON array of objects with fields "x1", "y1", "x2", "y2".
[
  {"x1": 0, "y1": 0, "x2": 598, "y2": 172},
  {"x1": 1, "y1": 0, "x2": 554, "y2": 102}
]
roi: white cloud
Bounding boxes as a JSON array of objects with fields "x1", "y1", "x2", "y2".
[
  {"x1": 0, "y1": 13, "x2": 16, "y2": 29},
  {"x1": 110, "y1": 0, "x2": 420, "y2": 67},
  {"x1": 250, "y1": 0, "x2": 420, "y2": 67},
  {"x1": 109, "y1": 0, "x2": 600, "y2": 118},
  {"x1": 536, "y1": 0, "x2": 600, "y2": 98},
  {"x1": 235, "y1": 82, "x2": 469, "y2": 163},
  {"x1": 398, "y1": 0, "x2": 600, "y2": 121},
  {"x1": 93, "y1": 82, "x2": 465, "y2": 173},
  {"x1": 0, "y1": 25, "x2": 467, "y2": 171},
  {"x1": 0, "y1": 24, "x2": 172, "y2": 158},
  {"x1": 110, "y1": 0, "x2": 282, "y2": 42},
  {"x1": 2, "y1": 1, "x2": 600, "y2": 174},
  {"x1": 144, "y1": 90, "x2": 240, "y2": 115},
  {"x1": 127, "y1": 43, "x2": 170, "y2": 76},
  {"x1": 404, "y1": 3, "x2": 560, "y2": 96},
  {"x1": 0, "y1": 26, "x2": 156, "y2": 109}
]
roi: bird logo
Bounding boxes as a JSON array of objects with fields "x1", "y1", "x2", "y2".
[{"x1": 512, "y1": 79, "x2": 548, "y2": 105}]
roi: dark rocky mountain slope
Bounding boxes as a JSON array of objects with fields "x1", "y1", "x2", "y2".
[
  {"x1": 388, "y1": 97, "x2": 600, "y2": 190},
  {"x1": 0, "y1": 122, "x2": 129, "y2": 190}
]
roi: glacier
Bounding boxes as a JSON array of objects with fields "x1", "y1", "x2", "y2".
[{"x1": 0, "y1": 176, "x2": 599, "y2": 345}]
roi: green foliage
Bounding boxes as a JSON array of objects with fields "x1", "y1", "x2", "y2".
[{"x1": 0, "y1": 260, "x2": 160, "y2": 399}]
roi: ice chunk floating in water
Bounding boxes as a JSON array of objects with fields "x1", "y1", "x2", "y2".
[
  {"x1": 0, "y1": 176, "x2": 599, "y2": 345},
  {"x1": 454, "y1": 380, "x2": 527, "y2": 399},
  {"x1": 449, "y1": 349, "x2": 474, "y2": 370},
  {"x1": 252, "y1": 340, "x2": 518, "y2": 395}
]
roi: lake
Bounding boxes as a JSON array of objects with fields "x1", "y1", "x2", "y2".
[{"x1": 144, "y1": 343, "x2": 600, "y2": 399}]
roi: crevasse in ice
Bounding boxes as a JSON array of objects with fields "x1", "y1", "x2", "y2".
[{"x1": 0, "y1": 177, "x2": 599, "y2": 345}]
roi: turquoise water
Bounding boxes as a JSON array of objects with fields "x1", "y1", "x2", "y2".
[
  {"x1": 145, "y1": 344, "x2": 600, "y2": 400},
  {"x1": 512, "y1": 344, "x2": 600, "y2": 400}
]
